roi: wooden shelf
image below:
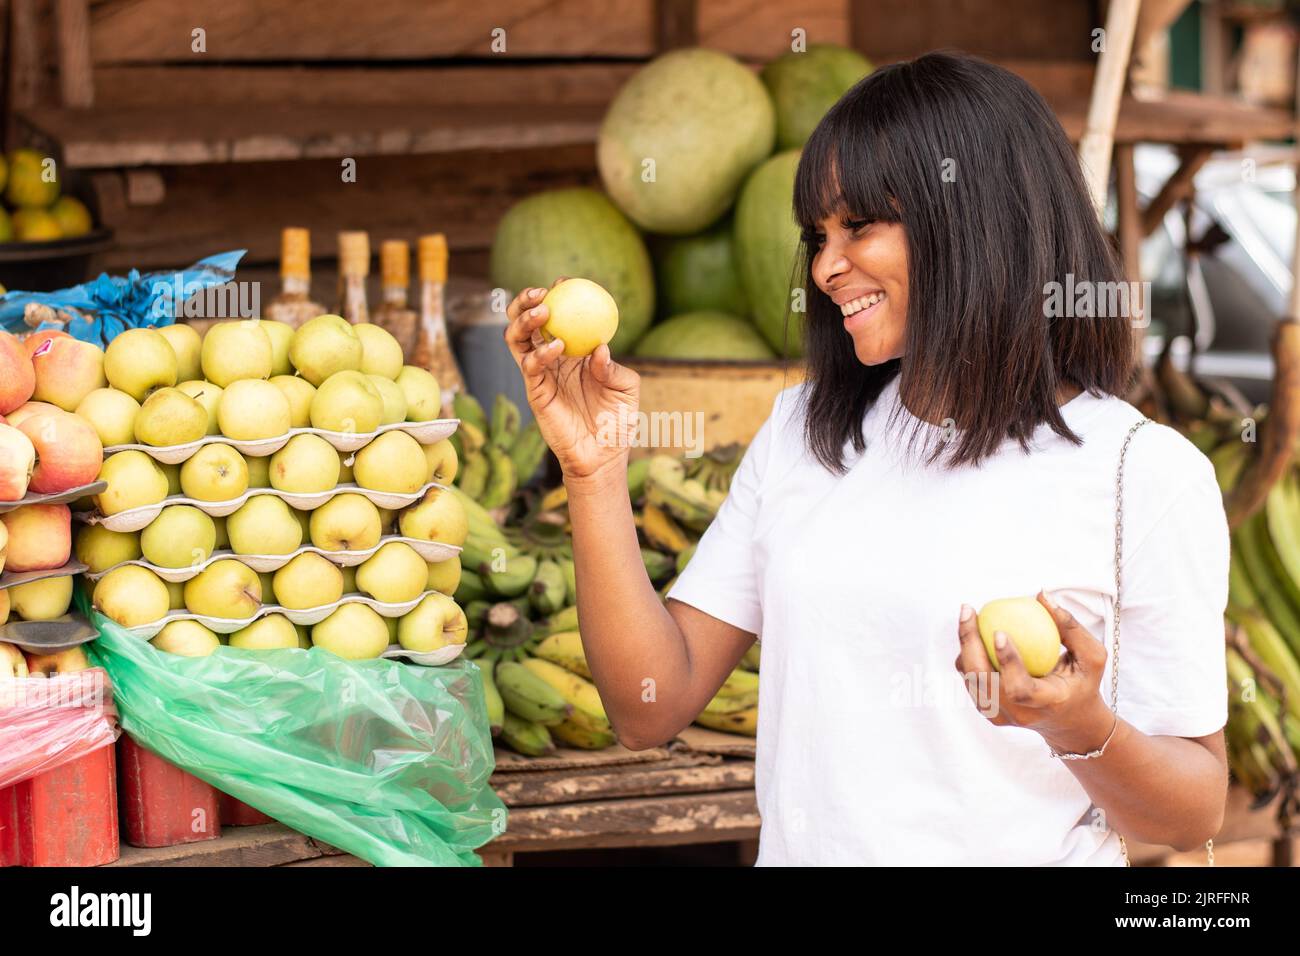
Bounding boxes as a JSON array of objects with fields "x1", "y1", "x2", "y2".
[
  {"x1": 17, "y1": 102, "x2": 604, "y2": 170},
  {"x1": 1047, "y1": 89, "x2": 1296, "y2": 146}
]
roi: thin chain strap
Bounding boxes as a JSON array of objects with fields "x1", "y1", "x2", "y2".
[{"x1": 1112, "y1": 418, "x2": 1213, "y2": 867}]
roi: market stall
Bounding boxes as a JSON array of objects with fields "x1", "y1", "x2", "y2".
[{"x1": 3, "y1": 0, "x2": 1300, "y2": 869}]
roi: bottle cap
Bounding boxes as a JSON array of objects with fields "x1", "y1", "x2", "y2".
[
  {"x1": 418, "y1": 234, "x2": 448, "y2": 283},
  {"x1": 381, "y1": 240, "x2": 410, "y2": 288},
  {"x1": 338, "y1": 231, "x2": 370, "y2": 276},
  {"x1": 280, "y1": 227, "x2": 311, "y2": 280}
]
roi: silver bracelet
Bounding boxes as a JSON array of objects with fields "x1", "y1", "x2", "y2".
[{"x1": 1049, "y1": 712, "x2": 1120, "y2": 761}]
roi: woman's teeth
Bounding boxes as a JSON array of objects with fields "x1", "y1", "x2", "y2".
[{"x1": 841, "y1": 292, "x2": 884, "y2": 317}]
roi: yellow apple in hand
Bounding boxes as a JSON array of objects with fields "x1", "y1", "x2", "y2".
[
  {"x1": 977, "y1": 596, "x2": 1062, "y2": 678},
  {"x1": 540, "y1": 278, "x2": 619, "y2": 358}
]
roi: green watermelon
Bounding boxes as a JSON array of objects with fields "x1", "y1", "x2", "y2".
[
  {"x1": 761, "y1": 45, "x2": 873, "y2": 151},
  {"x1": 734, "y1": 150, "x2": 803, "y2": 358},
  {"x1": 598, "y1": 49, "x2": 775, "y2": 235},
  {"x1": 490, "y1": 188, "x2": 654, "y2": 356},
  {"x1": 633, "y1": 312, "x2": 776, "y2": 361},
  {"x1": 652, "y1": 218, "x2": 749, "y2": 318}
]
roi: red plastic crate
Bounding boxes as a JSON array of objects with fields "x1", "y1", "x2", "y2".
[
  {"x1": 218, "y1": 791, "x2": 274, "y2": 827},
  {"x1": 0, "y1": 743, "x2": 119, "y2": 866},
  {"x1": 118, "y1": 735, "x2": 221, "y2": 848}
]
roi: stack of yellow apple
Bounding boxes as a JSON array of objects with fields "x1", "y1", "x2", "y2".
[
  {"x1": 63, "y1": 313, "x2": 470, "y2": 662},
  {"x1": 1, "y1": 328, "x2": 107, "y2": 630}
]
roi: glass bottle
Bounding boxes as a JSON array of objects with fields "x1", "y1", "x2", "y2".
[
  {"x1": 373, "y1": 239, "x2": 417, "y2": 359},
  {"x1": 264, "y1": 227, "x2": 326, "y2": 327},
  {"x1": 415, "y1": 233, "x2": 465, "y2": 408},
  {"x1": 336, "y1": 230, "x2": 370, "y2": 324}
]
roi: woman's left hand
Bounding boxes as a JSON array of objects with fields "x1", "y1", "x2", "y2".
[{"x1": 954, "y1": 591, "x2": 1117, "y2": 755}]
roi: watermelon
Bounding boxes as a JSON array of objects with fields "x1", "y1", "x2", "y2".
[
  {"x1": 734, "y1": 150, "x2": 803, "y2": 358},
  {"x1": 761, "y1": 45, "x2": 873, "y2": 151},
  {"x1": 652, "y1": 218, "x2": 749, "y2": 318},
  {"x1": 490, "y1": 188, "x2": 654, "y2": 356},
  {"x1": 633, "y1": 312, "x2": 775, "y2": 361},
  {"x1": 598, "y1": 49, "x2": 775, "y2": 235}
]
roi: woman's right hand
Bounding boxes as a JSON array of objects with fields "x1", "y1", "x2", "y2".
[{"x1": 504, "y1": 284, "x2": 641, "y2": 485}]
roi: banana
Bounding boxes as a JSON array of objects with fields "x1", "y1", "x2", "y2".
[
  {"x1": 640, "y1": 547, "x2": 676, "y2": 582},
  {"x1": 675, "y1": 542, "x2": 697, "y2": 575},
  {"x1": 465, "y1": 599, "x2": 492, "y2": 631},
  {"x1": 452, "y1": 392, "x2": 489, "y2": 435},
  {"x1": 1265, "y1": 470, "x2": 1300, "y2": 613},
  {"x1": 641, "y1": 503, "x2": 693, "y2": 553},
  {"x1": 537, "y1": 604, "x2": 579, "y2": 637},
  {"x1": 520, "y1": 657, "x2": 609, "y2": 734},
  {"x1": 1229, "y1": 605, "x2": 1300, "y2": 722},
  {"x1": 490, "y1": 393, "x2": 522, "y2": 450},
  {"x1": 1235, "y1": 513, "x2": 1300, "y2": 658},
  {"x1": 694, "y1": 706, "x2": 757, "y2": 736},
  {"x1": 496, "y1": 660, "x2": 572, "y2": 726},
  {"x1": 533, "y1": 630, "x2": 590, "y2": 679},
  {"x1": 1210, "y1": 440, "x2": 1249, "y2": 496},
  {"x1": 550, "y1": 717, "x2": 617, "y2": 750},
  {"x1": 645, "y1": 457, "x2": 719, "y2": 531},
  {"x1": 458, "y1": 420, "x2": 488, "y2": 456},
  {"x1": 481, "y1": 554, "x2": 538, "y2": 598},
  {"x1": 449, "y1": 485, "x2": 510, "y2": 545},
  {"x1": 458, "y1": 450, "x2": 490, "y2": 499},
  {"x1": 501, "y1": 712, "x2": 556, "y2": 757},
  {"x1": 626, "y1": 456, "x2": 651, "y2": 503},
  {"x1": 703, "y1": 690, "x2": 759, "y2": 714},
  {"x1": 447, "y1": 429, "x2": 464, "y2": 461},
  {"x1": 460, "y1": 533, "x2": 518, "y2": 571},
  {"x1": 476, "y1": 661, "x2": 505, "y2": 736},
  {"x1": 741, "y1": 642, "x2": 761, "y2": 672},
  {"x1": 530, "y1": 559, "x2": 567, "y2": 616},
  {"x1": 479, "y1": 445, "x2": 517, "y2": 509},
  {"x1": 464, "y1": 639, "x2": 487, "y2": 659},
  {"x1": 454, "y1": 569, "x2": 491, "y2": 604},
  {"x1": 718, "y1": 667, "x2": 760, "y2": 698},
  {"x1": 508, "y1": 421, "x2": 548, "y2": 485},
  {"x1": 560, "y1": 557, "x2": 576, "y2": 605},
  {"x1": 540, "y1": 485, "x2": 569, "y2": 511}
]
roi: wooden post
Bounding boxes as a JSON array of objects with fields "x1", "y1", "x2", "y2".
[
  {"x1": 1079, "y1": 0, "x2": 1143, "y2": 213},
  {"x1": 54, "y1": 0, "x2": 93, "y2": 108}
]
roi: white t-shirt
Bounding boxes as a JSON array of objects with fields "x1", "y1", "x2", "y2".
[{"x1": 667, "y1": 373, "x2": 1230, "y2": 866}]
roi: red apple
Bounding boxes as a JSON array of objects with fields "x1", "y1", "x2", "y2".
[
  {"x1": 23, "y1": 329, "x2": 72, "y2": 356},
  {"x1": 29, "y1": 334, "x2": 107, "y2": 411},
  {"x1": 0, "y1": 423, "x2": 36, "y2": 501},
  {"x1": 0, "y1": 331, "x2": 36, "y2": 415},
  {"x1": 18, "y1": 412, "x2": 103, "y2": 494},
  {"x1": 25, "y1": 646, "x2": 90, "y2": 675},
  {"x1": 0, "y1": 503, "x2": 71, "y2": 571},
  {"x1": 5, "y1": 401, "x2": 61, "y2": 428}
]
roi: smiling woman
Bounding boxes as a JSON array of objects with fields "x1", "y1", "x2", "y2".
[{"x1": 503, "y1": 51, "x2": 1231, "y2": 867}]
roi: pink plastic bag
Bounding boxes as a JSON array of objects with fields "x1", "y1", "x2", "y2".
[{"x1": 0, "y1": 668, "x2": 121, "y2": 788}]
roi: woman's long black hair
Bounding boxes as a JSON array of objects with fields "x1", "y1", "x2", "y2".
[{"x1": 792, "y1": 51, "x2": 1136, "y2": 472}]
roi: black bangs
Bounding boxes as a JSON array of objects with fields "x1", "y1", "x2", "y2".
[
  {"x1": 794, "y1": 51, "x2": 1137, "y2": 475},
  {"x1": 793, "y1": 88, "x2": 902, "y2": 235}
]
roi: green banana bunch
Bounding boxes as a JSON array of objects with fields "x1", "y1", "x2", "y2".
[
  {"x1": 685, "y1": 443, "x2": 743, "y2": 493},
  {"x1": 530, "y1": 559, "x2": 567, "y2": 616},
  {"x1": 509, "y1": 421, "x2": 549, "y2": 486},
  {"x1": 460, "y1": 534, "x2": 519, "y2": 573},
  {"x1": 675, "y1": 542, "x2": 697, "y2": 575},
  {"x1": 1228, "y1": 603, "x2": 1300, "y2": 723},
  {"x1": 496, "y1": 660, "x2": 572, "y2": 725},
  {"x1": 479, "y1": 445, "x2": 518, "y2": 509},
  {"x1": 640, "y1": 503, "x2": 693, "y2": 553},
  {"x1": 476, "y1": 661, "x2": 505, "y2": 736},
  {"x1": 501, "y1": 712, "x2": 555, "y2": 757},
  {"x1": 694, "y1": 706, "x2": 757, "y2": 736},
  {"x1": 454, "y1": 569, "x2": 491, "y2": 604},
  {"x1": 490, "y1": 393, "x2": 521, "y2": 451},
  {"x1": 458, "y1": 451, "x2": 490, "y2": 499},
  {"x1": 627, "y1": 457, "x2": 651, "y2": 503},
  {"x1": 536, "y1": 604, "x2": 579, "y2": 637},
  {"x1": 503, "y1": 508, "x2": 572, "y2": 562},
  {"x1": 551, "y1": 717, "x2": 617, "y2": 750},
  {"x1": 741, "y1": 642, "x2": 761, "y2": 672},
  {"x1": 560, "y1": 557, "x2": 576, "y2": 605},
  {"x1": 533, "y1": 630, "x2": 590, "y2": 679},
  {"x1": 453, "y1": 392, "x2": 489, "y2": 436},
  {"x1": 645, "y1": 455, "x2": 725, "y2": 531},
  {"x1": 449, "y1": 485, "x2": 510, "y2": 544},
  {"x1": 465, "y1": 599, "x2": 492, "y2": 631},
  {"x1": 640, "y1": 547, "x2": 676, "y2": 582},
  {"x1": 521, "y1": 658, "x2": 609, "y2": 735},
  {"x1": 466, "y1": 602, "x2": 537, "y2": 661},
  {"x1": 481, "y1": 553, "x2": 538, "y2": 598},
  {"x1": 1232, "y1": 514, "x2": 1300, "y2": 657}
]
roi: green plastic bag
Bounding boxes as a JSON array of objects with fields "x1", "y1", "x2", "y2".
[{"x1": 85, "y1": 603, "x2": 507, "y2": 867}]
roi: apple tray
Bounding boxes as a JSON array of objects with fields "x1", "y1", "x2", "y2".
[
  {"x1": 83, "y1": 534, "x2": 462, "y2": 583},
  {"x1": 76, "y1": 480, "x2": 451, "y2": 533},
  {"x1": 379, "y1": 642, "x2": 466, "y2": 667},
  {"x1": 0, "y1": 560, "x2": 88, "y2": 593},
  {"x1": 119, "y1": 588, "x2": 447, "y2": 639},
  {"x1": 0, "y1": 481, "x2": 107, "y2": 515},
  {"x1": 102, "y1": 418, "x2": 460, "y2": 464}
]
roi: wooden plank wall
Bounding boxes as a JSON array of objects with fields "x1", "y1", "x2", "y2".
[{"x1": 5, "y1": 0, "x2": 1101, "y2": 277}]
